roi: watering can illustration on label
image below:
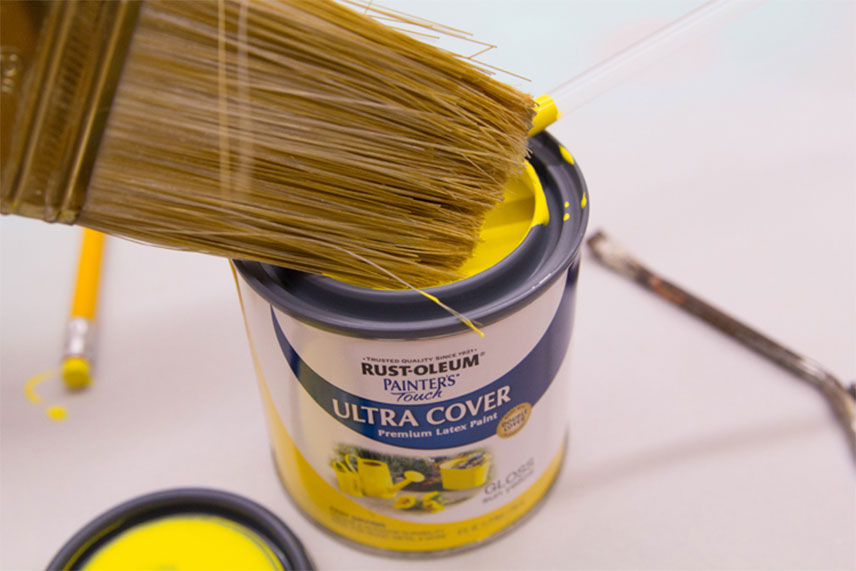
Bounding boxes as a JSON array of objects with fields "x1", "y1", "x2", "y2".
[
  {"x1": 332, "y1": 460, "x2": 362, "y2": 497},
  {"x1": 333, "y1": 454, "x2": 424, "y2": 498},
  {"x1": 439, "y1": 452, "x2": 491, "y2": 490}
]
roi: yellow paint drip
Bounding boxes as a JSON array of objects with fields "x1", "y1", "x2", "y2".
[
  {"x1": 24, "y1": 368, "x2": 67, "y2": 421},
  {"x1": 581, "y1": 193, "x2": 588, "y2": 208},
  {"x1": 24, "y1": 368, "x2": 55, "y2": 404},
  {"x1": 47, "y1": 406, "x2": 67, "y2": 421},
  {"x1": 419, "y1": 291, "x2": 484, "y2": 338},
  {"x1": 558, "y1": 145, "x2": 575, "y2": 165},
  {"x1": 81, "y1": 515, "x2": 283, "y2": 570}
]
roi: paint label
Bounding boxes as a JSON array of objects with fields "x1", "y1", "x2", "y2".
[{"x1": 237, "y1": 274, "x2": 576, "y2": 552}]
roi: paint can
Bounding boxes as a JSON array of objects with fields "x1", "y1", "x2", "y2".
[
  {"x1": 233, "y1": 131, "x2": 588, "y2": 555},
  {"x1": 48, "y1": 488, "x2": 313, "y2": 569}
]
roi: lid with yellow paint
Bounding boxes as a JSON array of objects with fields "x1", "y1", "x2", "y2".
[{"x1": 48, "y1": 488, "x2": 313, "y2": 570}]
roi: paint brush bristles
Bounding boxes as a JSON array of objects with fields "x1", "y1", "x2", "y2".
[{"x1": 1, "y1": 0, "x2": 534, "y2": 288}]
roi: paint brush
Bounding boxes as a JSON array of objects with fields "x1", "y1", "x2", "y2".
[
  {"x1": 0, "y1": 0, "x2": 533, "y2": 289},
  {"x1": 62, "y1": 228, "x2": 106, "y2": 389},
  {"x1": 587, "y1": 230, "x2": 856, "y2": 461}
]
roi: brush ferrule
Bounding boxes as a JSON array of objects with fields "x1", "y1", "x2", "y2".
[
  {"x1": 0, "y1": 1, "x2": 141, "y2": 223},
  {"x1": 63, "y1": 317, "x2": 96, "y2": 362}
]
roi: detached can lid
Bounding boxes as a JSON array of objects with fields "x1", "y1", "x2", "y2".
[{"x1": 47, "y1": 488, "x2": 313, "y2": 570}]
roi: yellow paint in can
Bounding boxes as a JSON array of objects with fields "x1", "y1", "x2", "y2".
[{"x1": 457, "y1": 161, "x2": 549, "y2": 280}]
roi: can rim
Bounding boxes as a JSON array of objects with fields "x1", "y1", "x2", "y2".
[
  {"x1": 234, "y1": 132, "x2": 589, "y2": 339},
  {"x1": 47, "y1": 488, "x2": 314, "y2": 570}
]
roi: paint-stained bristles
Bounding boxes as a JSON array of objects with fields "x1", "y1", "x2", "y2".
[{"x1": 78, "y1": 0, "x2": 534, "y2": 288}]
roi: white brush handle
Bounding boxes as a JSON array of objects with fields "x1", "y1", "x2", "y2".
[{"x1": 531, "y1": 0, "x2": 766, "y2": 133}]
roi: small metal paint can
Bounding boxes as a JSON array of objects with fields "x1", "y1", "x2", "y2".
[{"x1": 233, "y1": 132, "x2": 589, "y2": 555}]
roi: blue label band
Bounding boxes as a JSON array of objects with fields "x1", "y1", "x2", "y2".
[{"x1": 271, "y1": 283, "x2": 576, "y2": 450}]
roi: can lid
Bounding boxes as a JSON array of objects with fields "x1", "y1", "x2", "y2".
[
  {"x1": 47, "y1": 488, "x2": 313, "y2": 570},
  {"x1": 235, "y1": 132, "x2": 589, "y2": 339}
]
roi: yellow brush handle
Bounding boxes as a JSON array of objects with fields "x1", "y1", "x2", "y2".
[
  {"x1": 70, "y1": 228, "x2": 105, "y2": 319},
  {"x1": 528, "y1": 95, "x2": 559, "y2": 137},
  {"x1": 63, "y1": 228, "x2": 105, "y2": 389}
]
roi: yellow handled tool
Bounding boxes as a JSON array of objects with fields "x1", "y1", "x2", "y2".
[{"x1": 62, "y1": 228, "x2": 106, "y2": 389}]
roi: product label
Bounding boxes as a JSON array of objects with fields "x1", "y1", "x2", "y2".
[
  {"x1": 236, "y1": 271, "x2": 578, "y2": 552},
  {"x1": 270, "y1": 300, "x2": 567, "y2": 449}
]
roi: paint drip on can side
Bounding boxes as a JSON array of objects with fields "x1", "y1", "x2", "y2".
[{"x1": 233, "y1": 132, "x2": 589, "y2": 555}]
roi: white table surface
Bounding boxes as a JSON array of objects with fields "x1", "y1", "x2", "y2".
[{"x1": 1, "y1": 1, "x2": 854, "y2": 569}]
